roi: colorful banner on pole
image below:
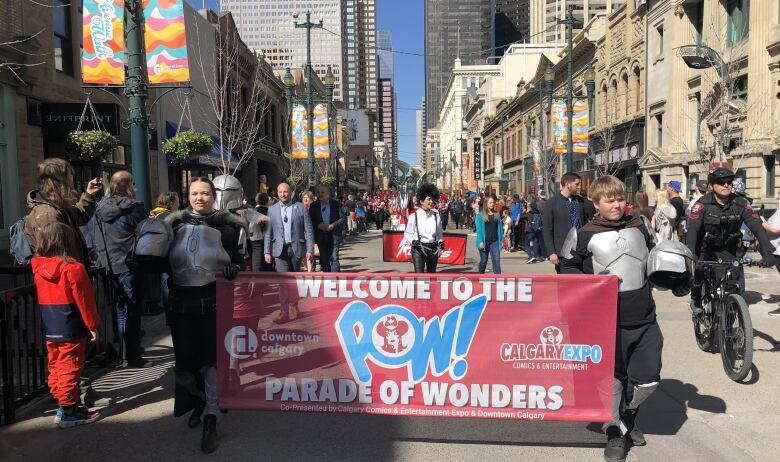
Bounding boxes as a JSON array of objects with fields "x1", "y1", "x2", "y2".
[
  {"x1": 551, "y1": 99, "x2": 567, "y2": 155},
  {"x1": 82, "y1": 0, "x2": 125, "y2": 85},
  {"x1": 551, "y1": 99, "x2": 589, "y2": 155},
  {"x1": 382, "y1": 231, "x2": 467, "y2": 265},
  {"x1": 143, "y1": 0, "x2": 190, "y2": 84},
  {"x1": 216, "y1": 273, "x2": 618, "y2": 421},
  {"x1": 313, "y1": 104, "x2": 330, "y2": 159},
  {"x1": 531, "y1": 137, "x2": 541, "y2": 173},
  {"x1": 291, "y1": 105, "x2": 308, "y2": 159}
]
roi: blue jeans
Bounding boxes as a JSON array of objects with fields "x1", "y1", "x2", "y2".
[
  {"x1": 478, "y1": 240, "x2": 502, "y2": 274},
  {"x1": 535, "y1": 230, "x2": 548, "y2": 257},
  {"x1": 116, "y1": 271, "x2": 144, "y2": 362},
  {"x1": 524, "y1": 232, "x2": 540, "y2": 259}
]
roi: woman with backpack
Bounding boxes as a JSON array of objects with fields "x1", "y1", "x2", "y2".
[{"x1": 23, "y1": 158, "x2": 103, "y2": 267}]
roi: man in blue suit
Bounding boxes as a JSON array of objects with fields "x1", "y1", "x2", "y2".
[
  {"x1": 264, "y1": 182, "x2": 314, "y2": 323},
  {"x1": 310, "y1": 185, "x2": 344, "y2": 272}
]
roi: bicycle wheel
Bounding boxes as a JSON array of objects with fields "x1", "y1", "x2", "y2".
[
  {"x1": 693, "y1": 303, "x2": 715, "y2": 352},
  {"x1": 718, "y1": 294, "x2": 753, "y2": 382}
]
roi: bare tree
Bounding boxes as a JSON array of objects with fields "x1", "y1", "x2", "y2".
[
  {"x1": 587, "y1": 116, "x2": 639, "y2": 178},
  {"x1": 190, "y1": 12, "x2": 276, "y2": 177}
]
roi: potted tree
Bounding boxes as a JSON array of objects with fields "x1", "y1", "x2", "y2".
[{"x1": 162, "y1": 130, "x2": 213, "y2": 165}]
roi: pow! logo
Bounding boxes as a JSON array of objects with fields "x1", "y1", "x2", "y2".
[
  {"x1": 540, "y1": 326, "x2": 564, "y2": 345},
  {"x1": 372, "y1": 315, "x2": 412, "y2": 355}
]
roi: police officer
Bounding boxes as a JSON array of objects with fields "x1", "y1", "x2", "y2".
[{"x1": 686, "y1": 168, "x2": 776, "y2": 313}]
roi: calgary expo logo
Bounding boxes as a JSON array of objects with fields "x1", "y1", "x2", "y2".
[
  {"x1": 225, "y1": 326, "x2": 258, "y2": 359},
  {"x1": 500, "y1": 325, "x2": 603, "y2": 363},
  {"x1": 336, "y1": 296, "x2": 488, "y2": 384}
]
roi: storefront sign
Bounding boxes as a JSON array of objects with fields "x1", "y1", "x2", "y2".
[
  {"x1": 216, "y1": 273, "x2": 618, "y2": 422},
  {"x1": 594, "y1": 144, "x2": 639, "y2": 167},
  {"x1": 382, "y1": 231, "x2": 467, "y2": 265},
  {"x1": 41, "y1": 103, "x2": 119, "y2": 138}
]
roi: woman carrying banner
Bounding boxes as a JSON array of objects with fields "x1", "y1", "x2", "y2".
[
  {"x1": 163, "y1": 177, "x2": 244, "y2": 454},
  {"x1": 401, "y1": 184, "x2": 444, "y2": 273}
]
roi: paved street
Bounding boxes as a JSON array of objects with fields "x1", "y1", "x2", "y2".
[{"x1": 1, "y1": 229, "x2": 779, "y2": 462}]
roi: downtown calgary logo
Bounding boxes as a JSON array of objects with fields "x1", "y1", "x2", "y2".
[{"x1": 500, "y1": 325, "x2": 603, "y2": 371}]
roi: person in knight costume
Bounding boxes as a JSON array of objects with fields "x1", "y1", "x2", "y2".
[
  {"x1": 561, "y1": 175, "x2": 691, "y2": 462},
  {"x1": 212, "y1": 174, "x2": 269, "y2": 261},
  {"x1": 163, "y1": 177, "x2": 245, "y2": 454}
]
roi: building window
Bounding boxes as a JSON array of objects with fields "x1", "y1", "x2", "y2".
[
  {"x1": 765, "y1": 156, "x2": 775, "y2": 199},
  {"x1": 53, "y1": 0, "x2": 74, "y2": 76},
  {"x1": 733, "y1": 75, "x2": 748, "y2": 100},
  {"x1": 694, "y1": 1, "x2": 704, "y2": 49},
  {"x1": 657, "y1": 26, "x2": 664, "y2": 54},
  {"x1": 727, "y1": 0, "x2": 750, "y2": 46},
  {"x1": 656, "y1": 114, "x2": 663, "y2": 147}
]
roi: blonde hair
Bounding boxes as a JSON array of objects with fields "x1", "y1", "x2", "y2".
[
  {"x1": 655, "y1": 189, "x2": 670, "y2": 207},
  {"x1": 34, "y1": 222, "x2": 79, "y2": 261},
  {"x1": 301, "y1": 190, "x2": 315, "y2": 203},
  {"x1": 589, "y1": 175, "x2": 625, "y2": 203},
  {"x1": 108, "y1": 170, "x2": 134, "y2": 197},
  {"x1": 37, "y1": 158, "x2": 78, "y2": 208}
]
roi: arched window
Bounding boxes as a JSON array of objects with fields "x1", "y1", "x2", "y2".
[
  {"x1": 600, "y1": 82, "x2": 608, "y2": 125},
  {"x1": 622, "y1": 72, "x2": 630, "y2": 118},
  {"x1": 633, "y1": 67, "x2": 642, "y2": 112}
]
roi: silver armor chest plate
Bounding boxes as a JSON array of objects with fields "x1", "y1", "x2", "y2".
[
  {"x1": 587, "y1": 228, "x2": 648, "y2": 292},
  {"x1": 169, "y1": 224, "x2": 231, "y2": 287}
]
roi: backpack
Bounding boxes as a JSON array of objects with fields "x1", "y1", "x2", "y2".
[
  {"x1": 125, "y1": 217, "x2": 174, "y2": 271},
  {"x1": 530, "y1": 212, "x2": 543, "y2": 232},
  {"x1": 9, "y1": 217, "x2": 33, "y2": 265}
]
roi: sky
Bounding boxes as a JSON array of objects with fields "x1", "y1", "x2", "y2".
[
  {"x1": 376, "y1": 0, "x2": 424, "y2": 168},
  {"x1": 186, "y1": 0, "x2": 425, "y2": 167}
]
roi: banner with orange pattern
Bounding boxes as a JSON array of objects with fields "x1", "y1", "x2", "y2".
[
  {"x1": 313, "y1": 104, "x2": 330, "y2": 159},
  {"x1": 143, "y1": 0, "x2": 190, "y2": 84},
  {"x1": 82, "y1": 0, "x2": 125, "y2": 85}
]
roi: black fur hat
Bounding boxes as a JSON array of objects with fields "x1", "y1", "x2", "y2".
[{"x1": 416, "y1": 183, "x2": 440, "y2": 203}]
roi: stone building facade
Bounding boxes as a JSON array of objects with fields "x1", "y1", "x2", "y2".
[{"x1": 642, "y1": 0, "x2": 780, "y2": 208}]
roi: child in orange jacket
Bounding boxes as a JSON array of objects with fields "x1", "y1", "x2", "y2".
[{"x1": 31, "y1": 222, "x2": 101, "y2": 428}]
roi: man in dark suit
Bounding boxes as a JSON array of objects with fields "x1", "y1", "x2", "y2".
[
  {"x1": 542, "y1": 172, "x2": 587, "y2": 273},
  {"x1": 310, "y1": 185, "x2": 344, "y2": 272}
]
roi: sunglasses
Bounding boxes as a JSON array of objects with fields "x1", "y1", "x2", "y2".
[{"x1": 714, "y1": 180, "x2": 733, "y2": 186}]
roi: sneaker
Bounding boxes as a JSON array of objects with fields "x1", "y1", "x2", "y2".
[
  {"x1": 603, "y1": 426, "x2": 627, "y2": 462},
  {"x1": 769, "y1": 308, "x2": 780, "y2": 316},
  {"x1": 526, "y1": 258, "x2": 534, "y2": 264},
  {"x1": 58, "y1": 406, "x2": 100, "y2": 428},
  {"x1": 53, "y1": 406, "x2": 63, "y2": 424}
]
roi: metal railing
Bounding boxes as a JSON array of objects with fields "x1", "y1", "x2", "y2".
[{"x1": 0, "y1": 266, "x2": 118, "y2": 425}]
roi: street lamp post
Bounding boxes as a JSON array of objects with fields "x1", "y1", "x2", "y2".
[
  {"x1": 546, "y1": 6, "x2": 596, "y2": 173},
  {"x1": 295, "y1": 12, "x2": 324, "y2": 182},
  {"x1": 323, "y1": 65, "x2": 336, "y2": 193}
]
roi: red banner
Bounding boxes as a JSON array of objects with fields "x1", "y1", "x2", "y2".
[
  {"x1": 382, "y1": 231, "x2": 467, "y2": 265},
  {"x1": 217, "y1": 273, "x2": 618, "y2": 422}
]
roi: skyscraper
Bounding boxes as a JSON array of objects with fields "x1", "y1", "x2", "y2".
[
  {"x1": 416, "y1": 108, "x2": 424, "y2": 167},
  {"x1": 221, "y1": 0, "x2": 345, "y2": 101},
  {"x1": 424, "y1": 0, "x2": 491, "y2": 129},
  {"x1": 377, "y1": 30, "x2": 393, "y2": 80},
  {"x1": 342, "y1": 0, "x2": 377, "y2": 110},
  {"x1": 378, "y1": 78, "x2": 396, "y2": 173},
  {"x1": 493, "y1": 0, "x2": 530, "y2": 57},
  {"x1": 529, "y1": 0, "x2": 624, "y2": 44}
]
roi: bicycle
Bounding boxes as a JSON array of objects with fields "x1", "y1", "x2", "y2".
[{"x1": 692, "y1": 258, "x2": 755, "y2": 382}]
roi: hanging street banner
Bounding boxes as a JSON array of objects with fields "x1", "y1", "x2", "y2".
[
  {"x1": 291, "y1": 105, "x2": 308, "y2": 159},
  {"x1": 572, "y1": 99, "x2": 590, "y2": 155},
  {"x1": 143, "y1": 0, "x2": 190, "y2": 84},
  {"x1": 473, "y1": 138, "x2": 481, "y2": 181},
  {"x1": 313, "y1": 104, "x2": 330, "y2": 159},
  {"x1": 551, "y1": 99, "x2": 589, "y2": 155},
  {"x1": 82, "y1": 0, "x2": 125, "y2": 85},
  {"x1": 381, "y1": 231, "x2": 467, "y2": 265},
  {"x1": 551, "y1": 99, "x2": 567, "y2": 155},
  {"x1": 531, "y1": 137, "x2": 541, "y2": 173},
  {"x1": 216, "y1": 273, "x2": 618, "y2": 421}
]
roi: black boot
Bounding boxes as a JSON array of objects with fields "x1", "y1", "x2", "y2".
[
  {"x1": 201, "y1": 414, "x2": 218, "y2": 454},
  {"x1": 603, "y1": 425, "x2": 627, "y2": 462},
  {"x1": 622, "y1": 409, "x2": 646, "y2": 446},
  {"x1": 188, "y1": 400, "x2": 205, "y2": 428}
]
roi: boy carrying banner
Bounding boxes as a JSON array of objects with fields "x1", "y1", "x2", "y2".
[{"x1": 560, "y1": 176, "x2": 691, "y2": 462}]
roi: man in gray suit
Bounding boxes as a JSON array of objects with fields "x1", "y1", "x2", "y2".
[{"x1": 264, "y1": 182, "x2": 314, "y2": 323}]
